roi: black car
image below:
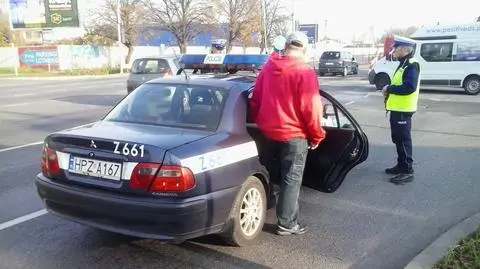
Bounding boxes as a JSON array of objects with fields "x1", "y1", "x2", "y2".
[
  {"x1": 35, "y1": 54, "x2": 369, "y2": 247},
  {"x1": 318, "y1": 50, "x2": 358, "y2": 76}
]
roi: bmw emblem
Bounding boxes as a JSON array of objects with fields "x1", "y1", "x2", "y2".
[{"x1": 89, "y1": 152, "x2": 95, "y2": 157}]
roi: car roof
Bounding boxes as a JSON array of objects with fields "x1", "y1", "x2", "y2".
[
  {"x1": 145, "y1": 73, "x2": 257, "y2": 92},
  {"x1": 134, "y1": 55, "x2": 178, "y2": 60}
]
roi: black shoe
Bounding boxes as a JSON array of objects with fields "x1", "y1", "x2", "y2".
[
  {"x1": 276, "y1": 223, "x2": 308, "y2": 236},
  {"x1": 389, "y1": 173, "x2": 414, "y2": 185},
  {"x1": 385, "y1": 165, "x2": 414, "y2": 175}
]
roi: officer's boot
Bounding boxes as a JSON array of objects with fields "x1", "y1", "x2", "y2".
[{"x1": 385, "y1": 164, "x2": 414, "y2": 175}]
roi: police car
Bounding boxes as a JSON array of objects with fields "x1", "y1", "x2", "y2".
[{"x1": 35, "y1": 54, "x2": 369, "y2": 246}]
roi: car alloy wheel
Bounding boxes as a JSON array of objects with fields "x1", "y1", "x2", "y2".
[
  {"x1": 239, "y1": 188, "x2": 263, "y2": 237},
  {"x1": 220, "y1": 176, "x2": 267, "y2": 246}
]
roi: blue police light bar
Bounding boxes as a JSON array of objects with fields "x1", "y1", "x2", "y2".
[{"x1": 179, "y1": 54, "x2": 269, "y2": 73}]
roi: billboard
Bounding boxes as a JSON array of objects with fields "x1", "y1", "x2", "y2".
[
  {"x1": 8, "y1": 0, "x2": 79, "y2": 29},
  {"x1": 44, "y1": 0, "x2": 79, "y2": 28},
  {"x1": 299, "y1": 24, "x2": 318, "y2": 44},
  {"x1": 18, "y1": 45, "x2": 59, "y2": 69},
  {"x1": 9, "y1": 0, "x2": 46, "y2": 29}
]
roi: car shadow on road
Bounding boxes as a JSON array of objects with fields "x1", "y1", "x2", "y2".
[{"x1": 80, "y1": 227, "x2": 274, "y2": 269}]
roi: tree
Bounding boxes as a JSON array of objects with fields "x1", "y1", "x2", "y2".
[
  {"x1": 0, "y1": 13, "x2": 11, "y2": 47},
  {"x1": 144, "y1": 0, "x2": 213, "y2": 54},
  {"x1": 213, "y1": 0, "x2": 259, "y2": 52},
  {"x1": 261, "y1": 0, "x2": 290, "y2": 52},
  {"x1": 87, "y1": 0, "x2": 146, "y2": 64}
]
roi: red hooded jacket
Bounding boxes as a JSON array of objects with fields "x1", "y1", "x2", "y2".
[{"x1": 250, "y1": 53, "x2": 326, "y2": 145}]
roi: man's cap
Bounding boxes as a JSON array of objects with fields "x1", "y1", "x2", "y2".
[
  {"x1": 285, "y1": 31, "x2": 309, "y2": 48},
  {"x1": 392, "y1": 35, "x2": 416, "y2": 47}
]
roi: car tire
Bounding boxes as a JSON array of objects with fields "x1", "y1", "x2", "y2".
[
  {"x1": 463, "y1": 75, "x2": 480, "y2": 95},
  {"x1": 375, "y1": 73, "x2": 390, "y2": 91},
  {"x1": 220, "y1": 176, "x2": 267, "y2": 247},
  {"x1": 353, "y1": 66, "x2": 358, "y2": 75}
]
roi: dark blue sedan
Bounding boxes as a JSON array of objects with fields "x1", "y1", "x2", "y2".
[{"x1": 35, "y1": 55, "x2": 369, "y2": 246}]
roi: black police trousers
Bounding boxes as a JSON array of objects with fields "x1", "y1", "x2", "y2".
[{"x1": 389, "y1": 111, "x2": 414, "y2": 171}]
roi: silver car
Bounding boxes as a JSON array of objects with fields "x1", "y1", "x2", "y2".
[{"x1": 127, "y1": 56, "x2": 180, "y2": 94}]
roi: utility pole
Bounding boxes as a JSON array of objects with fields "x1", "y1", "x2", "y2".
[
  {"x1": 261, "y1": 0, "x2": 268, "y2": 52},
  {"x1": 291, "y1": 0, "x2": 295, "y2": 32},
  {"x1": 117, "y1": 0, "x2": 124, "y2": 74}
]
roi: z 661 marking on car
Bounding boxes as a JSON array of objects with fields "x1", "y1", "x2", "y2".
[{"x1": 113, "y1": 141, "x2": 145, "y2": 157}]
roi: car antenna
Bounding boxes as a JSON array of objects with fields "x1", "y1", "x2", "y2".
[{"x1": 172, "y1": 47, "x2": 189, "y2": 80}]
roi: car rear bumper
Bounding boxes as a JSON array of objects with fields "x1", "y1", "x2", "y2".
[
  {"x1": 35, "y1": 174, "x2": 239, "y2": 242},
  {"x1": 318, "y1": 66, "x2": 344, "y2": 73}
]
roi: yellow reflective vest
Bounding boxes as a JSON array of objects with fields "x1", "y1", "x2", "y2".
[{"x1": 386, "y1": 58, "x2": 420, "y2": 112}]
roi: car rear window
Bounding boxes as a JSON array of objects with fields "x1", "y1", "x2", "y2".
[
  {"x1": 131, "y1": 59, "x2": 170, "y2": 74},
  {"x1": 321, "y1": 52, "x2": 341, "y2": 59},
  {"x1": 104, "y1": 83, "x2": 228, "y2": 131}
]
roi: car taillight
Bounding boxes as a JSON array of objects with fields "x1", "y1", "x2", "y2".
[
  {"x1": 129, "y1": 163, "x2": 195, "y2": 192},
  {"x1": 130, "y1": 163, "x2": 160, "y2": 191},
  {"x1": 165, "y1": 69, "x2": 173, "y2": 76},
  {"x1": 41, "y1": 146, "x2": 60, "y2": 177},
  {"x1": 150, "y1": 166, "x2": 195, "y2": 192}
]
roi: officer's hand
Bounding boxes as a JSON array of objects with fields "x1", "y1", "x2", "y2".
[{"x1": 382, "y1": 85, "x2": 389, "y2": 93}]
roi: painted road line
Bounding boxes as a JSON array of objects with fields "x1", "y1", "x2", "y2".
[
  {"x1": 2, "y1": 102, "x2": 32, "y2": 108},
  {"x1": 344, "y1": 101, "x2": 355, "y2": 106},
  {"x1": 13, "y1": 93, "x2": 35, "y2": 97},
  {"x1": 0, "y1": 141, "x2": 43, "y2": 153},
  {"x1": 0, "y1": 210, "x2": 48, "y2": 231},
  {"x1": 0, "y1": 122, "x2": 97, "y2": 154}
]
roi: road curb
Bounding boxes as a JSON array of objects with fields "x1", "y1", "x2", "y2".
[
  {"x1": 0, "y1": 74, "x2": 128, "y2": 80},
  {"x1": 404, "y1": 211, "x2": 480, "y2": 269}
]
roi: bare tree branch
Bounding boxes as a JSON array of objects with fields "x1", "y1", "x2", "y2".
[
  {"x1": 213, "y1": 0, "x2": 260, "y2": 52},
  {"x1": 144, "y1": 0, "x2": 213, "y2": 53},
  {"x1": 85, "y1": 0, "x2": 146, "y2": 63}
]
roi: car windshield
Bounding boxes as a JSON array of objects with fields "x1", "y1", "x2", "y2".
[
  {"x1": 321, "y1": 52, "x2": 341, "y2": 59},
  {"x1": 104, "y1": 83, "x2": 228, "y2": 131}
]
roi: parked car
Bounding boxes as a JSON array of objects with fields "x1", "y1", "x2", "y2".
[
  {"x1": 35, "y1": 54, "x2": 369, "y2": 247},
  {"x1": 127, "y1": 56, "x2": 180, "y2": 93},
  {"x1": 318, "y1": 50, "x2": 358, "y2": 76}
]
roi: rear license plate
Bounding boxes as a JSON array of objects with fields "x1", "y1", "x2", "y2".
[
  {"x1": 325, "y1": 62, "x2": 334, "y2": 65},
  {"x1": 68, "y1": 156, "x2": 122, "y2": 181}
]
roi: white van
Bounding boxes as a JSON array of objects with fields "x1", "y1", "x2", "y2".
[{"x1": 368, "y1": 22, "x2": 480, "y2": 95}]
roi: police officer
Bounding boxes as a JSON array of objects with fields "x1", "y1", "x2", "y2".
[{"x1": 382, "y1": 36, "x2": 420, "y2": 185}]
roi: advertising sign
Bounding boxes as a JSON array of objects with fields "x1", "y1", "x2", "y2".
[
  {"x1": 9, "y1": 0, "x2": 46, "y2": 29},
  {"x1": 299, "y1": 24, "x2": 318, "y2": 44},
  {"x1": 44, "y1": 0, "x2": 79, "y2": 28},
  {"x1": 18, "y1": 46, "x2": 59, "y2": 69},
  {"x1": 8, "y1": 0, "x2": 79, "y2": 29}
]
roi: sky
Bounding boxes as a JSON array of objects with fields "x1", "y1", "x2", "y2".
[
  {"x1": 282, "y1": 0, "x2": 480, "y2": 42},
  {"x1": 1, "y1": 0, "x2": 479, "y2": 43}
]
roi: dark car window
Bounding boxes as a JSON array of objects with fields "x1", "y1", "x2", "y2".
[
  {"x1": 104, "y1": 83, "x2": 228, "y2": 131},
  {"x1": 131, "y1": 59, "x2": 170, "y2": 74},
  {"x1": 321, "y1": 51, "x2": 341, "y2": 60}
]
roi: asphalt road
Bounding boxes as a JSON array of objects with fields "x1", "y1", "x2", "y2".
[{"x1": 1, "y1": 72, "x2": 479, "y2": 269}]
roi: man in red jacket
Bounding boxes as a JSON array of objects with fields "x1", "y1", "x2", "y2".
[{"x1": 250, "y1": 32, "x2": 326, "y2": 236}]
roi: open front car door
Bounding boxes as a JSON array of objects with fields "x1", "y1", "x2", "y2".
[{"x1": 302, "y1": 91, "x2": 369, "y2": 193}]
